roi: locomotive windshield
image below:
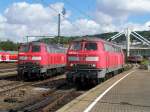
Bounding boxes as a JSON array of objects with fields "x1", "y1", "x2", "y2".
[
  {"x1": 32, "y1": 45, "x2": 41, "y2": 52},
  {"x1": 84, "y1": 42, "x2": 97, "y2": 50},
  {"x1": 70, "y1": 42, "x2": 97, "y2": 51},
  {"x1": 19, "y1": 44, "x2": 29, "y2": 52},
  {"x1": 70, "y1": 42, "x2": 82, "y2": 50}
]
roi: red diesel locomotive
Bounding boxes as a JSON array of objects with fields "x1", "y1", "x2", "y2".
[
  {"x1": 18, "y1": 42, "x2": 66, "y2": 80},
  {"x1": 66, "y1": 37, "x2": 125, "y2": 85}
]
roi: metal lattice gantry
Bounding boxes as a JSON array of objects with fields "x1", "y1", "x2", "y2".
[{"x1": 107, "y1": 28, "x2": 150, "y2": 57}]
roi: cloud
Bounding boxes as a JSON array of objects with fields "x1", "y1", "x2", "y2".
[
  {"x1": 0, "y1": 2, "x2": 106, "y2": 42},
  {"x1": 121, "y1": 22, "x2": 149, "y2": 31},
  {"x1": 97, "y1": 0, "x2": 150, "y2": 15},
  {"x1": 94, "y1": 0, "x2": 150, "y2": 32},
  {"x1": 94, "y1": 11, "x2": 112, "y2": 25},
  {"x1": 4, "y1": 2, "x2": 58, "y2": 25},
  {"x1": 145, "y1": 21, "x2": 150, "y2": 28},
  {"x1": 0, "y1": 15, "x2": 6, "y2": 23},
  {"x1": 95, "y1": 0, "x2": 150, "y2": 25},
  {"x1": 0, "y1": 1, "x2": 150, "y2": 42}
]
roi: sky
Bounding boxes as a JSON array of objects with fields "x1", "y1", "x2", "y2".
[{"x1": 0, "y1": 0, "x2": 150, "y2": 42}]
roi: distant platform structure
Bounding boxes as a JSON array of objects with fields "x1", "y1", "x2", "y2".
[
  {"x1": 107, "y1": 28, "x2": 150, "y2": 57},
  {"x1": 122, "y1": 45, "x2": 150, "y2": 56}
]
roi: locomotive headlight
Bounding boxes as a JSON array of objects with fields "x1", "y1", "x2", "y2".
[
  {"x1": 68, "y1": 56, "x2": 79, "y2": 61},
  {"x1": 70, "y1": 63, "x2": 74, "y2": 67},
  {"x1": 86, "y1": 56, "x2": 99, "y2": 61},
  {"x1": 19, "y1": 56, "x2": 28, "y2": 60},
  {"x1": 92, "y1": 64, "x2": 96, "y2": 67},
  {"x1": 32, "y1": 56, "x2": 42, "y2": 60}
]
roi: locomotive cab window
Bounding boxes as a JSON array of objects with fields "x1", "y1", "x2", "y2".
[
  {"x1": 84, "y1": 42, "x2": 97, "y2": 50},
  {"x1": 19, "y1": 45, "x2": 29, "y2": 52},
  {"x1": 32, "y1": 45, "x2": 41, "y2": 52},
  {"x1": 70, "y1": 42, "x2": 81, "y2": 50}
]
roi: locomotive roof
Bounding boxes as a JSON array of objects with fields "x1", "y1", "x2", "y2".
[
  {"x1": 21, "y1": 42, "x2": 66, "y2": 49},
  {"x1": 47, "y1": 44, "x2": 65, "y2": 49},
  {"x1": 72, "y1": 37, "x2": 103, "y2": 42},
  {"x1": 72, "y1": 37, "x2": 121, "y2": 48}
]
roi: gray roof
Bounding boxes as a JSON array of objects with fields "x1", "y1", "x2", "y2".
[
  {"x1": 72, "y1": 37, "x2": 121, "y2": 48},
  {"x1": 72, "y1": 37, "x2": 104, "y2": 42}
]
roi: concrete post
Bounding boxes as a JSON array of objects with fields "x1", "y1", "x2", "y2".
[{"x1": 125, "y1": 28, "x2": 131, "y2": 57}]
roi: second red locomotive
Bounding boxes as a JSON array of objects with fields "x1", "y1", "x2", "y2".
[
  {"x1": 18, "y1": 42, "x2": 66, "y2": 80},
  {"x1": 66, "y1": 37, "x2": 125, "y2": 85}
]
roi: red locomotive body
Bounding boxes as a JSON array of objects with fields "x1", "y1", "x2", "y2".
[
  {"x1": 0, "y1": 51, "x2": 18, "y2": 62},
  {"x1": 66, "y1": 38, "x2": 125, "y2": 84},
  {"x1": 0, "y1": 52, "x2": 8, "y2": 62},
  {"x1": 18, "y1": 42, "x2": 66, "y2": 80},
  {"x1": 9, "y1": 53, "x2": 18, "y2": 62}
]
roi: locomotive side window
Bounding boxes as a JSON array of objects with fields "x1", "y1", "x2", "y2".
[
  {"x1": 104, "y1": 44, "x2": 122, "y2": 52},
  {"x1": 104, "y1": 44, "x2": 112, "y2": 51},
  {"x1": 113, "y1": 46, "x2": 117, "y2": 52},
  {"x1": 70, "y1": 42, "x2": 81, "y2": 50},
  {"x1": 115, "y1": 47, "x2": 121, "y2": 53},
  {"x1": 84, "y1": 42, "x2": 97, "y2": 50},
  {"x1": 19, "y1": 45, "x2": 29, "y2": 52},
  {"x1": 116, "y1": 47, "x2": 120, "y2": 52},
  {"x1": 32, "y1": 45, "x2": 41, "y2": 52},
  {"x1": 46, "y1": 46, "x2": 50, "y2": 52},
  {"x1": 47, "y1": 45, "x2": 53, "y2": 53}
]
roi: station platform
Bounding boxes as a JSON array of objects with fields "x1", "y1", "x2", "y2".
[{"x1": 57, "y1": 68, "x2": 150, "y2": 112}]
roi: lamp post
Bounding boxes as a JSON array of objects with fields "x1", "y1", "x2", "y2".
[{"x1": 58, "y1": 8, "x2": 66, "y2": 44}]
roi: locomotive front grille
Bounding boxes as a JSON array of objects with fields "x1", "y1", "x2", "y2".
[
  {"x1": 18, "y1": 62, "x2": 40, "y2": 72},
  {"x1": 73, "y1": 64, "x2": 96, "y2": 69}
]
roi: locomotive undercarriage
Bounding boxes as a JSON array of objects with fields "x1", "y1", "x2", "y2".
[
  {"x1": 66, "y1": 69, "x2": 105, "y2": 86},
  {"x1": 18, "y1": 62, "x2": 65, "y2": 80},
  {"x1": 18, "y1": 62, "x2": 45, "y2": 80},
  {"x1": 66, "y1": 65, "x2": 124, "y2": 86}
]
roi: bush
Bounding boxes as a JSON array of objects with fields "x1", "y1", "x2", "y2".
[{"x1": 141, "y1": 59, "x2": 149, "y2": 65}]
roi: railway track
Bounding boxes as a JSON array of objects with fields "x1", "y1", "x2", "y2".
[
  {"x1": 0, "y1": 68, "x2": 16, "y2": 73},
  {"x1": 0, "y1": 64, "x2": 17, "y2": 79},
  {"x1": 0, "y1": 74, "x2": 68, "y2": 111},
  {"x1": 0, "y1": 81, "x2": 32, "y2": 95},
  {"x1": 0, "y1": 81, "x2": 20, "y2": 88},
  {"x1": 40, "y1": 89, "x2": 82, "y2": 112},
  {"x1": 0, "y1": 74, "x2": 65, "y2": 96},
  {"x1": 23, "y1": 89, "x2": 78, "y2": 112},
  {"x1": 0, "y1": 63, "x2": 17, "y2": 69},
  {"x1": 0, "y1": 71, "x2": 17, "y2": 80},
  {"x1": 12, "y1": 79, "x2": 83, "y2": 112},
  {"x1": 0, "y1": 74, "x2": 68, "y2": 112}
]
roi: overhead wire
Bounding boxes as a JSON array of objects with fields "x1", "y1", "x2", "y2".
[
  {"x1": 63, "y1": 0, "x2": 94, "y2": 20},
  {"x1": 63, "y1": 0, "x2": 108, "y2": 37}
]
